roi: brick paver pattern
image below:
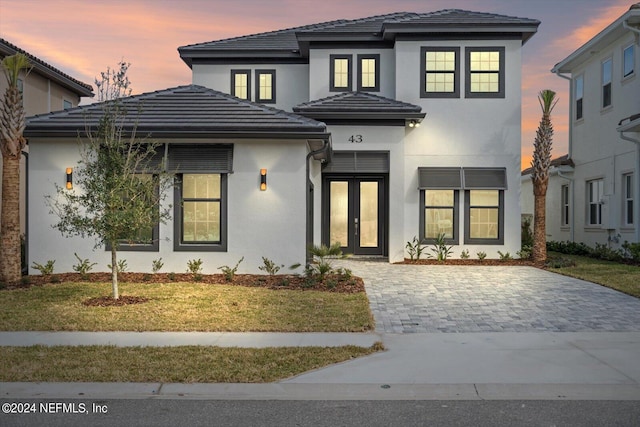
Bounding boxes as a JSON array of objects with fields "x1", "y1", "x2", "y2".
[{"x1": 336, "y1": 261, "x2": 640, "y2": 333}]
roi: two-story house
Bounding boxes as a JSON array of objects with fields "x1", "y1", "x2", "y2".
[
  {"x1": 522, "y1": 4, "x2": 640, "y2": 248},
  {"x1": 25, "y1": 9, "x2": 539, "y2": 274}
]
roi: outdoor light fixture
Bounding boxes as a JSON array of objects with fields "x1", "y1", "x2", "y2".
[
  {"x1": 66, "y1": 167, "x2": 73, "y2": 190},
  {"x1": 408, "y1": 119, "x2": 420, "y2": 128},
  {"x1": 260, "y1": 168, "x2": 267, "y2": 191}
]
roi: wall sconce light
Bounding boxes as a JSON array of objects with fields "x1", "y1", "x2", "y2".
[
  {"x1": 408, "y1": 119, "x2": 421, "y2": 128},
  {"x1": 65, "y1": 167, "x2": 73, "y2": 190},
  {"x1": 260, "y1": 168, "x2": 267, "y2": 191}
]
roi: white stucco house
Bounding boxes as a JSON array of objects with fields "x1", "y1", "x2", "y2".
[
  {"x1": 522, "y1": 4, "x2": 640, "y2": 248},
  {"x1": 25, "y1": 9, "x2": 540, "y2": 274}
]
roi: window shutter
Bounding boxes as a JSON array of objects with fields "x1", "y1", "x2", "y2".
[
  {"x1": 463, "y1": 167, "x2": 507, "y2": 189},
  {"x1": 168, "y1": 144, "x2": 234, "y2": 173},
  {"x1": 418, "y1": 167, "x2": 462, "y2": 189},
  {"x1": 322, "y1": 151, "x2": 389, "y2": 173}
]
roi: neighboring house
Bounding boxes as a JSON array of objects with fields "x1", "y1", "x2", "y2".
[
  {"x1": 0, "y1": 38, "x2": 93, "y2": 238},
  {"x1": 25, "y1": 9, "x2": 540, "y2": 274},
  {"x1": 524, "y1": 4, "x2": 640, "y2": 248}
]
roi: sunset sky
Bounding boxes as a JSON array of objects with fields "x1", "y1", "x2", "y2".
[{"x1": 0, "y1": 0, "x2": 634, "y2": 169}]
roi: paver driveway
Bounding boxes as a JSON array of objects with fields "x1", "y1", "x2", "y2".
[{"x1": 336, "y1": 260, "x2": 640, "y2": 333}]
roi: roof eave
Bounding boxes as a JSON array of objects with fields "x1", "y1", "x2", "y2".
[{"x1": 381, "y1": 24, "x2": 539, "y2": 44}]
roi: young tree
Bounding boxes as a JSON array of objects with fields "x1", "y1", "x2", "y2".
[
  {"x1": 0, "y1": 53, "x2": 31, "y2": 284},
  {"x1": 48, "y1": 62, "x2": 172, "y2": 299},
  {"x1": 530, "y1": 89, "x2": 558, "y2": 263}
]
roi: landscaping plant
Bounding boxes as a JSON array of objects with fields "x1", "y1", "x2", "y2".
[
  {"x1": 72, "y1": 253, "x2": 97, "y2": 278},
  {"x1": 405, "y1": 236, "x2": 424, "y2": 261},
  {"x1": 427, "y1": 233, "x2": 453, "y2": 262},
  {"x1": 219, "y1": 257, "x2": 244, "y2": 282},
  {"x1": 258, "y1": 257, "x2": 283, "y2": 276},
  {"x1": 31, "y1": 260, "x2": 55, "y2": 275}
]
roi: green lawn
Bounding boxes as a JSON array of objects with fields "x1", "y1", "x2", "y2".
[
  {"x1": 0, "y1": 281, "x2": 374, "y2": 332},
  {"x1": 546, "y1": 252, "x2": 640, "y2": 298}
]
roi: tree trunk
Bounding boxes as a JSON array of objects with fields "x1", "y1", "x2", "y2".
[
  {"x1": 0, "y1": 155, "x2": 22, "y2": 283},
  {"x1": 111, "y1": 246, "x2": 119, "y2": 300},
  {"x1": 532, "y1": 188, "x2": 547, "y2": 264}
]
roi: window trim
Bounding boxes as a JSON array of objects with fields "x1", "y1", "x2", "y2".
[
  {"x1": 561, "y1": 184, "x2": 570, "y2": 228},
  {"x1": 465, "y1": 47, "x2": 505, "y2": 99},
  {"x1": 230, "y1": 69, "x2": 251, "y2": 100},
  {"x1": 174, "y1": 173, "x2": 228, "y2": 252},
  {"x1": 357, "y1": 54, "x2": 380, "y2": 92},
  {"x1": 601, "y1": 57, "x2": 612, "y2": 109},
  {"x1": 420, "y1": 47, "x2": 460, "y2": 98},
  {"x1": 464, "y1": 190, "x2": 504, "y2": 245},
  {"x1": 586, "y1": 178, "x2": 604, "y2": 226},
  {"x1": 623, "y1": 44, "x2": 634, "y2": 80},
  {"x1": 419, "y1": 189, "x2": 459, "y2": 244},
  {"x1": 575, "y1": 75, "x2": 584, "y2": 121},
  {"x1": 330, "y1": 54, "x2": 352, "y2": 92},
  {"x1": 63, "y1": 99, "x2": 73, "y2": 110},
  {"x1": 623, "y1": 173, "x2": 634, "y2": 227},
  {"x1": 255, "y1": 69, "x2": 276, "y2": 104}
]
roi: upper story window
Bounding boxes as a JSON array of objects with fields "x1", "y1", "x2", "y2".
[
  {"x1": 623, "y1": 44, "x2": 634, "y2": 79},
  {"x1": 561, "y1": 184, "x2": 570, "y2": 227},
  {"x1": 330, "y1": 55, "x2": 352, "y2": 92},
  {"x1": 255, "y1": 70, "x2": 276, "y2": 103},
  {"x1": 420, "y1": 47, "x2": 459, "y2": 98},
  {"x1": 231, "y1": 70, "x2": 251, "y2": 100},
  {"x1": 602, "y1": 58, "x2": 612, "y2": 108},
  {"x1": 465, "y1": 47, "x2": 505, "y2": 98},
  {"x1": 587, "y1": 179, "x2": 604, "y2": 226},
  {"x1": 63, "y1": 100, "x2": 73, "y2": 109},
  {"x1": 575, "y1": 75, "x2": 584, "y2": 120},
  {"x1": 623, "y1": 173, "x2": 634, "y2": 226},
  {"x1": 357, "y1": 54, "x2": 380, "y2": 92}
]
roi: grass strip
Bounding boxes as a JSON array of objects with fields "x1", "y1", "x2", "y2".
[{"x1": 0, "y1": 344, "x2": 383, "y2": 383}]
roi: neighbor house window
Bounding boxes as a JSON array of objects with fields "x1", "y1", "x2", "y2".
[
  {"x1": 231, "y1": 70, "x2": 251, "y2": 100},
  {"x1": 330, "y1": 55, "x2": 352, "y2": 91},
  {"x1": 465, "y1": 47, "x2": 505, "y2": 98},
  {"x1": 624, "y1": 173, "x2": 634, "y2": 226},
  {"x1": 465, "y1": 190, "x2": 504, "y2": 244},
  {"x1": 602, "y1": 58, "x2": 612, "y2": 108},
  {"x1": 420, "y1": 47, "x2": 459, "y2": 98},
  {"x1": 575, "y1": 75, "x2": 584, "y2": 120},
  {"x1": 63, "y1": 99, "x2": 72, "y2": 109},
  {"x1": 420, "y1": 190, "x2": 459, "y2": 243},
  {"x1": 623, "y1": 45, "x2": 634, "y2": 79},
  {"x1": 587, "y1": 179, "x2": 604, "y2": 225},
  {"x1": 561, "y1": 184, "x2": 570, "y2": 227},
  {"x1": 357, "y1": 54, "x2": 380, "y2": 91},
  {"x1": 255, "y1": 70, "x2": 275, "y2": 103}
]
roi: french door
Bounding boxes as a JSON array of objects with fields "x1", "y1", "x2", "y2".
[{"x1": 323, "y1": 176, "x2": 386, "y2": 255}]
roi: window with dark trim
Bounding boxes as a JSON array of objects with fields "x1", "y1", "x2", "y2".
[
  {"x1": 255, "y1": 69, "x2": 275, "y2": 103},
  {"x1": 330, "y1": 55, "x2": 352, "y2": 92},
  {"x1": 420, "y1": 47, "x2": 459, "y2": 98},
  {"x1": 420, "y1": 190, "x2": 459, "y2": 243},
  {"x1": 587, "y1": 179, "x2": 604, "y2": 226},
  {"x1": 231, "y1": 69, "x2": 251, "y2": 100},
  {"x1": 465, "y1": 47, "x2": 505, "y2": 98},
  {"x1": 624, "y1": 173, "x2": 634, "y2": 226},
  {"x1": 602, "y1": 58, "x2": 612, "y2": 108},
  {"x1": 357, "y1": 54, "x2": 380, "y2": 92},
  {"x1": 561, "y1": 184, "x2": 570, "y2": 227},
  {"x1": 464, "y1": 190, "x2": 504, "y2": 244},
  {"x1": 575, "y1": 75, "x2": 584, "y2": 120},
  {"x1": 623, "y1": 45, "x2": 635, "y2": 79}
]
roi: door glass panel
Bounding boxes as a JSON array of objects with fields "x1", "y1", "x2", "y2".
[
  {"x1": 330, "y1": 181, "x2": 349, "y2": 247},
  {"x1": 359, "y1": 182, "x2": 378, "y2": 247}
]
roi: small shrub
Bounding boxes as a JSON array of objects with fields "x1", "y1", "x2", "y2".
[
  {"x1": 193, "y1": 273, "x2": 203, "y2": 282},
  {"x1": 497, "y1": 251, "x2": 512, "y2": 261},
  {"x1": 545, "y1": 255, "x2": 577, "y2": 268},
  {"x1": 427, "y1": 233, "x2": 453, "y2": 262},
  {"x1": 73, "y1": 253, "x2": 97, "y2": 277},
  {"x1": 622, "y1": 241, "x2": 640, "y2": 263},
  {"x1": 258, "y1": 257, "x2": 283, "y2": 276},
  {"x1": 592, "y1": 243, "x2": 624, "y2": 262},
  {"x1": 521, "y1": 217, "x2": 534, "y2": 248},
  {"x1": 152, "y1": 258, "x2": 164, "y2": 274},
  {"x1": 187, "y1": 259, "x2": 203, "y2": 275},
  {"x1": 107, "y1": 259, "x2": 128, "y2": 273},
  {"x1": 325, "y1": 278, "x2": 338, "y2": 289},
  {"x1": 142, "y1": 273, "x2": 152, "y2": 282},
  {"x1": 546, "y1": 240, "x2": 591, "y2": 256},
  {"x1": 308, "y1": 243, "x2": 344, "y2": 280},
  {"x1": 335, "y1": 267, "x2": 352, "y2": 279},
  {"x1": 49, "y1": 275, "x2": 61, "y2": 283},
  {"x1": 219, "y1": 257, "x2": 244, "y2": 282},
  {"x1": 517, "y1": 245, "x2": 532, "y2": 260},
  {"x1": 477, "y1": 251, "x2": 487, "y2": 261},
  {"x1": 279, "y1": 278, "x2": 290, "y2": 287},
  {"x1": 406, "y1": 236, "x2": 424, "y2": 261},
  {"x1": 31, "y1": 260, "x2": 55, "y2": 275},
  {"x1": 460, "y1": 249, "x2": 470, "y2": 259},
  {"x1": 167, "y1": 272, "x2": 176, "y2": 281}
]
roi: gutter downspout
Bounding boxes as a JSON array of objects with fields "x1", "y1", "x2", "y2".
[
  {"x1": 21, "y1": 150, "x2": 29, "y2": 275},
  {"x1": 306, "y1": 139, "x2": 331, "y2": 264},
  {"x1": 553, "y1": 70, "x2": 575, "y2": 240},
  {"x1": 618, "y1": 130, "x2": 640, "y2": 243}
]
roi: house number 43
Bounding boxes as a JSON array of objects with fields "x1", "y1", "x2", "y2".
[{"x1": 348, "y1": 135, "x2": 363, "y2": 143}]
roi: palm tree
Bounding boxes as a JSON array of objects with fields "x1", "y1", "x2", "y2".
[
  {"x1": 530, "y1": 89, "x2": 558, "y2": 264},
  {"x1": 0, "y1": 53, "x2": 31, "y2": 283}
]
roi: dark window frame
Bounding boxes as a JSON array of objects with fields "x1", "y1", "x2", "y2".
[
  {"x1": 575, "y1": 75, "x2": 584, "y2": 121},
  {"x1": 255, "y1": 69, "x2": 276, "y2": 103},
  {"x1": 420, "y1": 47, "x2": 460, "y2": 98},
  {"x1": 587, "y1": 179, "x2": 604, "y2": 226},
  {"x1": 419, "y1": 189, "x2": 459, "y2": 245},
  {"x1": 357, "y1": 54, "x2": 380, "y2": 92},
  {"x1": 174, "y1": 173, "x2": 228, "y2": 252},
  {"x1": 463, "y1": 190, "x2": 505, "y2": 245},
  {"x1": 623, "y1": 173, "x2": 634, "y2": 226},
  {"x1": 561, "y1": 184, "x2": 570, "y2": 227},
  {"x1": 330, "y1": 54, "x2": 352, "y2": 92},
  {"x1": 465, "y1": 47, "x2": 505, "y2": 99},
  {"x1": 602, "y1": 58, "x2": 612, "y2": 108},
  {"x1": 230, "y1": 69, "x2": 251, "y2": 100}
]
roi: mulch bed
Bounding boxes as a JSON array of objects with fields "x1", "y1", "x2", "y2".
[{"x1": 82, "y1": 295, "x2": 150, "y2": 307}]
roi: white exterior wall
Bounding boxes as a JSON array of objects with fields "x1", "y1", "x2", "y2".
[
  {"x1": 395, "y1": 39, "x2": 524, "y2": 258},
  {"x1": 308, "y1": 49, "x2": 395, "y2": 101},
  {"x1": 28, "y1": 138, "x2": 309, "y2": 274},
  {"x1": 192, "y1": 63, "x2": 309, "y2": 112},
  {"x1": 556, "y1": 32, "x2": 639, "y2": 246}
]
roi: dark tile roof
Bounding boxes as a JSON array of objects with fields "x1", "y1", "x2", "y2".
[
  {"x1": 0, "y1": 38, "x2": 93, "y2": 97},
  {"x1": 179, "y1": 9, "x2": 539, "y2": 64},
  {"x1": 521, "y1": 154, "x2": 574, "y2": 176},
  {"x1": 25, "y1": 85, "x2": 328, "y2": 139}
]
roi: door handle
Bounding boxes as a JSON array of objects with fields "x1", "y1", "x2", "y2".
[{"x1": 355, "y1": 218, "x2": 358, "y2": 236}]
